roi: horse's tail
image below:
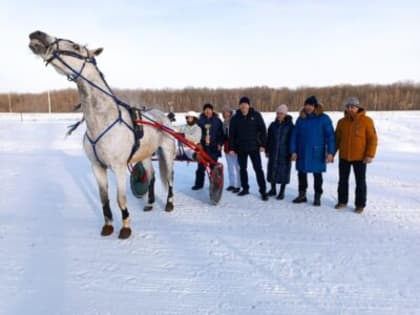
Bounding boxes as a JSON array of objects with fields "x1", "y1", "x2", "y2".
[
  {"x1": 157, "y1": 148, "x2": 168, "y2": 191},
  {"x1": 157, "y1": 138, "x2": 174, "y2": 191}
]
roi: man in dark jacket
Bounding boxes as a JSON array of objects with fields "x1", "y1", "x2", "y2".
[
  {"x1": 192, "y1": 103, "x2": 224, "y2": 190},
  {"x1": 228, "y1": 96, "x2": 268, "y2": 200}
]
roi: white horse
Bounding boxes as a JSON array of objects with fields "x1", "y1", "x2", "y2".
[{"x1": 29, "y1": 31, "x2": 176, "y2": 239}]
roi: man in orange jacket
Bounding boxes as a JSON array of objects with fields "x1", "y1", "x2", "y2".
[{"x1": 334, "y1": 97, "x2": 378, "y2": 213}]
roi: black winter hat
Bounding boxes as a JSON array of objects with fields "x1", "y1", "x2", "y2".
[
  {"x1": 304, "y1": 95, "x2": 319, "y2": 107},
  {"x1": 203, "y1": 103, "x2": 214, "y2": 111},
  {"x1": 239, "y1": 96, "x2": 250, "y2": 105}
]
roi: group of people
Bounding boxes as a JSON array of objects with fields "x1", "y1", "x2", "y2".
[{"x1": 175, "y1": 95, "x2": 378, "y2": 213}]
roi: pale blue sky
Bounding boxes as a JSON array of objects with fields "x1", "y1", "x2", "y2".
[{"x1": 1, "y1": 0, "x2": 419, "y2": 92}]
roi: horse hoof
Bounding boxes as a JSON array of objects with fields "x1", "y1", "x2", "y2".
[
  {"x1": 101, "y1": 224, "x2": 114, "y2": 236},
  {"x1": 144, "y1": 205, "x2": 153, "y2": 212},
  {"x1": 165, "y1": 203, "x2": 174, "y2": 212},
  {"x1": 118, "y1": 227, "x2": 132, "y2": 239}
]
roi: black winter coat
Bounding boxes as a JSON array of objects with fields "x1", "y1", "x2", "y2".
[
  {"x1": 266, "y1": 115, "x2": 294, "y2": 184},
  {"x1": 229, "y1": 108, "x2": 267, "y2": 153},
  {"x1": 197, "y1": 113, "x2": 224, "y2": 158}
]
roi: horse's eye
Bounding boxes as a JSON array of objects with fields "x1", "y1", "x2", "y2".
[{"x1": 73, "y1": 44, "x2": 80, "y2": 51}]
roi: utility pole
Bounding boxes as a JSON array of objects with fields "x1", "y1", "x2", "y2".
[
  {"x1": 47, "y1": 90, "x2": 52, "y2": 113},
  {"x1": 8, "y1": 92, "x2": 12, "y2": 113}
]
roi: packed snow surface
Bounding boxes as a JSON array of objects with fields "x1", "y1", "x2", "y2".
[{"x1": 0, "y1": 111, "x2": 419, "y2": 315}]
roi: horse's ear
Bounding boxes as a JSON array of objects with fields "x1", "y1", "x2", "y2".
[{"x1": 90, "y1": 47, "x2": 103, "y2": 57}]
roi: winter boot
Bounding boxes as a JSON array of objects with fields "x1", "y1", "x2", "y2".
[
  {"x1": 355, "y1": 207, "x2": 364, "y2": 214},
  {"x1": 313, "y1": 193, "x2": 321, "y2": 206},
  {"x1": 292, "y1": 191, "x2": 307, "y2": 203},
  {"x1": 232, "y1": 187, "x2": 241, "y2": 193},
  {"x1": 261, "y1": 192, "x2": 269, "y2": 201},
  {"x1": 267, "y1": 183, "x2": 276, "y2": 196},
  {"x1": 334, "y1": 203, "x2": 346, "y2": 210},
  {"x1": 237, "y1": 189, "x2": 249, "y2": 196},
  {"x1": 276, "y1": 184, "x2": 286, "y2": 200}
]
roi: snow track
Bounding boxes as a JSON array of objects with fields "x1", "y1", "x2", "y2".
[{"x1": 0, "y1": 112, "x2": 419, "y2": 314}]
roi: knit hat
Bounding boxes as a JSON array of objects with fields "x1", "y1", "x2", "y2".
[
  {"x1": 344, "y1": 97, "x2": 360, "y2": 107},
  {"x1": 222, "y1": 105, "x2": 233, "y2": 114},
  {"x1": 304, "y1": 95, "x2": 319, "y2": 107},
  {"x1": 202, "y1": 103, "x2": 214, "y2": 111},
  {"x1": 276, "y1": 104, "x2": 288, "y2": 114},
  {"x1": 239, "y1": 96, "x2": 250, "y2": 106}
]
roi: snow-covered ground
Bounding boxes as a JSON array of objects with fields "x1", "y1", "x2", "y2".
[{"x1": 0, "y1": 111, "x2": 419, "y2": 315}]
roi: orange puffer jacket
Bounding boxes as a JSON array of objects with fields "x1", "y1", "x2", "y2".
[{"x1": 335, "y1": 108, "x2": 378, "y2": 161}]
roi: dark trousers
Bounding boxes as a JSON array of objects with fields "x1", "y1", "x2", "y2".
[
  {"x1": 194, "y1": 150, "x2": 219, "y2": 187},
  {"x1": 298, "y1": 172, "x2": 323, "y2": 194},
  {"x1": 237, "y1": 150, "x2": 266, "y2": 194},
  {"x1": 338, "y1": 159, "x2": 367, "y2": 208}
]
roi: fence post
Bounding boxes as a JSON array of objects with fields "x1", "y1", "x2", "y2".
[
  {"x1": 47, "y1": 90, "x2": 51, "y2": 113},
  {"x1": 8, "y1": 92, "x2": 12, "y2": 113}
]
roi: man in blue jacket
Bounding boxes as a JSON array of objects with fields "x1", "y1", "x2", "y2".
[
  {"x1": 229, "y1": 96, "x2": 268, "y2": 201},
  {"x1": 192, "y1": 103, "x2": 224, "y2": 190},
  {"x1": 290, "y1": 96, "x2": 335, "y2": 206}
]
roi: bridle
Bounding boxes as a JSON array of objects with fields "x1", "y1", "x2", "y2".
[{"x1": 45, "y1": 38, "x2": 96, "y2": 82}]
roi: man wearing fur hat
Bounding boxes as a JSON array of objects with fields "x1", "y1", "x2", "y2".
[
  {"x1": 290, "y1": 96, "x2": 335, "y2": 206},
  {"x1": 334, "y1": 97, "x2": 378, "y2": 213}
]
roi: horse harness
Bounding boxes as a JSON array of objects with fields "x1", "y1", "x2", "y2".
[{"x1": 46, "y1": 38, "x2": 144, "y2": 168}]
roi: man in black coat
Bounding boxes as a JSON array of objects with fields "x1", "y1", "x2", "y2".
[
  {"x1": 192, "y1": 103, "x2": 224, "y2": 190},
  {"x1": 228, "y1": 96, "x2": 268, "y2": 200}
]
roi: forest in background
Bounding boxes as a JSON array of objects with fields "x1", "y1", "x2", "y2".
[{"x1": 0, "y1": 82, "x2": 419, "y2": 113}]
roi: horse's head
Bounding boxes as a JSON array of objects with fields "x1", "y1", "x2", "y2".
[{"x1": 29, "y1": 30, "x2": 103, "y2": 80}]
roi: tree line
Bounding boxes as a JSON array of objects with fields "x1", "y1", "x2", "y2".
[{"x1": 1, "y1": 82, "x2": 419, "y2": 113}]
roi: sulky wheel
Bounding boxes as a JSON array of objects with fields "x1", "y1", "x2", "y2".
[
  {"x1": 209, "y1": 163, "x2": 224, "y2": 205},
  {"x1": 130, "y1": 162, "x2": 149, "y2": 198}
]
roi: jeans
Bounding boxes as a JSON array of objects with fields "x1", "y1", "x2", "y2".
[
  {"x1": 338, "y1": 159, "x2": 367, "y2": 208},
  {"x1": 298, "y1": 172, "x2": 323, "y2": 194},
  {"x1": 194, "y1": 150, "x2": 219, "y2": 187},
  {"x1": 225, "y1": 153, "x2": 240, "y2": 188},
  {"x1": 237, "y1": 150, "x2": 266, "y2": 193}
]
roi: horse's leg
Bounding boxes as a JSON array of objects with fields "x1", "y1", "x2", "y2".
[
  {"x1": 159, "y1": 140, "x2": 176, "y2": 212},
  {"x1": 162, "y1": 151, "x2": 175, "y2": 212},
  {"x1": 143, "y1": 158, "x2": 155, "y2": 211},
  {"x1": 92, "y1": 163, "x2": 114, "y2": 236},
  {"x1": 114, "y1": 165, "x2": 132, "y2": 239},
  {"x1": 165, "y1": 182, "x2": 174, "y2": 212}
]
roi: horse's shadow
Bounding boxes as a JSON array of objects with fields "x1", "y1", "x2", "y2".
[{"x1": 58, "y1": 151, "x2": 103, "y2": 223}]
